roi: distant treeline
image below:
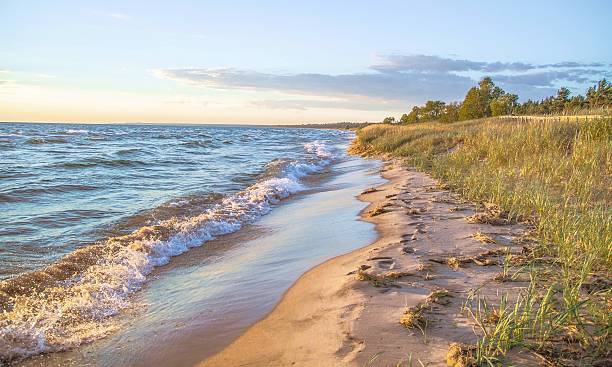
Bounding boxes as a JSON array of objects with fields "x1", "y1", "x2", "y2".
[
  {"x1": 287, "y1": 122, "x2": 371, "y2": 129},
  {"x1": 383, "y1": 78, "x2": 611, "y2": 124}
]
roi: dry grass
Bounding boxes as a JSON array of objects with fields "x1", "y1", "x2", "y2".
[
  {"x1": 445, "y1": 343, "x2": 477, "y2": 367},
  {"x1": 356, "y1": 269, "x2": 414, "y2": 287},
  {"x1": 384, "y1": 271, "x2": 415, "y2": 279},
  {"x1": 446, "y1": 257, "x2": 463, "y2": 270},
  {"x1": 369, "y1": 204, "x2": 390, "y2": 217},
  {"x1": 417, "y1": 262, "x2": 432, "y2": 272},
  {"x1": 400, "y1": 289, "x2": 454, "y2": 330},
  {"x1": 352, "y1": 116, "x2": 612, "y2": 364},
  {"x1": 429, "y1": 256, "x2": 467, "y2": 270},
  {"x1": 465, "y1": 212, "x2": 510, "y2": 226},
  {"x1": 471, "y1": 231, "x2": 496, "y2": 244},
  {"x1": 361, "y1": 187, "x2": 379, "y2": 195},
  {"x1": 425, "y1": 289, "x2": 453, "y2": 305},
  {"x1": 356, "y1": 269, "x2": 388, "y2": 287},
  {"x1": 399, "y1": 307, "x2": 425, "y2": 328}
]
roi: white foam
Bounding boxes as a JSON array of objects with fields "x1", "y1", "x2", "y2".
[
  {"x1": 65, "y1": 129, "x2": 89, "y2": 134},
  {"x1": 304, "y1": 140, "x2": 334, "y2": 159},
  {"x1": 0, "y1": 140, "x2": 338, "y2": 362}
]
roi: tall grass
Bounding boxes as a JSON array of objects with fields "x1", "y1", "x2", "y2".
[{"x1": 352, "y1": 117, "x2": 611, "y2": 364}]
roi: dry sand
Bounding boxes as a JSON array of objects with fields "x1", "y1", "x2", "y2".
[{"x1": 198, "y1": 161, "x2": 536, "y2": 367}]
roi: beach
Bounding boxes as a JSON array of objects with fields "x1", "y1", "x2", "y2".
[
  {"x1": 4, "y1": 125, "x2": 385, "y2": 366},
  {"x1": 4, "y1": 3, "x2": 609, "y2": 365},
  {"x1": 198, "y1": 160, "x2": 535, "y2": 366},
  {"x1": 3, "y1": 123, "x2": 605, "y2": 366}
]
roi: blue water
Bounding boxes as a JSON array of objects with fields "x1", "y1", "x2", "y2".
[{"x1": 0, "y1": 122, "x2": 353, "y2": 362}]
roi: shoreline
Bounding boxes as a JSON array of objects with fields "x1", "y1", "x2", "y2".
[
  {"x1": 197, "y1": 160, "x2": 402, "y2": 367},
  {"x1": 13, "y1": 151, "x2": 383, "y2": 367},
  {"x1": 198, "y1": 159, "x2": 535, "y2": 366}
]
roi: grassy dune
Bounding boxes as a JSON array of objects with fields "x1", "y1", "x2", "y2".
[{"x1": 351, "y1": 116, "x2": 611, "y2": 365}]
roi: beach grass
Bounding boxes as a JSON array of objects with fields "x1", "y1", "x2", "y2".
[{"x1": 351, "y1": 116, "x2": 611, "y2": 364}]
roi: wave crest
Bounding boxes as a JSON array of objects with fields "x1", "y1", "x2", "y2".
[{"x1": 0, "y1": 140, "x2": 337, "y2": 362}]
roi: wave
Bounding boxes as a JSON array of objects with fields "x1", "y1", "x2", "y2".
[
  {"x1": 64, "y1": 129, "x2": 89, "y2": 134},
  {"x1": 57, "y1": 158, "x2": 146, "y2": 169},
  {"x1": 0, "y1": 140, "x2": 337, "y2": 362},
  {"x1": 180, "y1": 139, "x2": 213, "y2": 148},
  {"x1": 0, "y1": 184, "x2": 98, "y2": 203},
  {"x1": 114, "y1": 148, "x2": 142, "y2": 156},
  {"x1": 25, "y1": 137, "x2": 68, "y2": 145}
]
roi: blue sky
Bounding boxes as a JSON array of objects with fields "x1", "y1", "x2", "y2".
[{"x1": 1, "y1": 0, "x2": 611, "y2": 124}]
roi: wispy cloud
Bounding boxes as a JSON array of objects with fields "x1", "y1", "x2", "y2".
[
  {"x1": 0, "y1": 69, "x2": 8, "y2": 85},
  {"x1": 371, "y1": 55, "x2": 534, "y2": 73},
  {"x1": 154, "y1": 54, "x2": 610, "y2": 109},
  {"x1": 155, "y1": 67, "x2": 473, "y2": 103},
  {"x1": 493, "y1": 69, "x2": 604, "y2": 87},
  {"x1": 370, "y1": 54, "x2": 604, "y2": 74},
  {"x1": 251, "y1": 98, "x2": 401, "y2": 111},
  {"x1": 0, "y1": 69, "x2": 56, "y2": 84},
  {"x1": 539, "y1": 61, "x2": 605, "y2": 68},
  {"x1": 109, "y1": 12, "x2": 131, "y2": 21}
]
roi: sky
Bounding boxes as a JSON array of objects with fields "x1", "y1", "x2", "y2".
[{"x1": 1, "y1": 0, "x2": 611, "y2": 124}]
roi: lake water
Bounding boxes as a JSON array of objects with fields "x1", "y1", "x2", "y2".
[{"x1": 0, "y1": 123, "x2": 381, "y2": 365}]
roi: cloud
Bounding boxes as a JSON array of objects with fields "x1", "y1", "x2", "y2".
[
  {"x1": 109, "y1": 13, "x2": 131, "y2": 21},
  {"x1": 0, "y1": 70, "x2": 8, "y2": 85},
  {"x1": 493, "y1": 69, "x2": 603, "y2": 87},
  {"x1": 162, "y1": 98, "x2": 212, "y2": 107},
  {"x1": 251, "y1": 98, "x2": 401, "y2": 111},
  {"x1": 155, "y1": 55, "x2": 610, "y2": 109},
  {"x1": 371, "y1": 55, "x2": 605, "y2": 74},
  {"x1": 155, "y1": 68, "x2": 473, "y2": 103},
  {"x1": 0, "y1": 69, "x2": 56, "y2": 81},
  {"x1": 539, "y1": 61, "x2": 604, "y2": 68},
  {"x1": 371, "y1": 55, "x2": 534, "y2": 73}
]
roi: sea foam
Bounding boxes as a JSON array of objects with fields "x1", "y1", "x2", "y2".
[{"x1": 0, "y1": 140, "x2": 337, "y2": 362}]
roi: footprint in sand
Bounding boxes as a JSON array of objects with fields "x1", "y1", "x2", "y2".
[
  {"x1": 376, "y1": 259, "x2": 396, "y2": 270},
  {"x1": 401, "y1": 246, "x2": 415, "y2": 254}
]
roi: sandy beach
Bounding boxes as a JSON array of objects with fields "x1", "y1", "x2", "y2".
[
  {"x1": 199, "y1": 160, "x2": 535, "y2": 367},
  {"x1": 12, "y1": 151, "x2": 385, "y2": 367},
  {"x1": 4, "y1": 4, "x2": 609, "y2": 365}
]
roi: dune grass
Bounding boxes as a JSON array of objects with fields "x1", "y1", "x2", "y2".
[{"x1": 351, "y1": 116, "x2": 611, "y2": 365}]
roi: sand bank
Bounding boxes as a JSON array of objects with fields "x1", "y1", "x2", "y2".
[
  {"x1": 16, "y1": 157, "x2": 383, "y2": 367},
  {"x1": 199, "y1": 161, "x2": 535, "y2": 366}
]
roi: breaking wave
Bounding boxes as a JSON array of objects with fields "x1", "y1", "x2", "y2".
[{"x1": 0, "y1": 140, "x2": 336, "y2": 363}]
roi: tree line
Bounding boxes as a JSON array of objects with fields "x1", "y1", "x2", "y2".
[{"x1": 384, "y1": 78, "x2": 611, "y2": 124}]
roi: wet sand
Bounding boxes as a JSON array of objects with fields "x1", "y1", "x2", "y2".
[
  {"x1": 199, "y1": 161, "x2": 534, "y2": 366},
  {"x1": 18, "y1": 156, "x2": 383, "y2": 367}
]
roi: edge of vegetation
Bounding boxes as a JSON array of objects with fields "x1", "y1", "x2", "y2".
[{"x1": 350, "y1": 114, "x2": 611, "y2": 366}]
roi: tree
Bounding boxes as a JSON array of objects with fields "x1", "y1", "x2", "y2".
[
  {"x1": 458, "y1": 77, "x2": 503, "y2": 120},
  {"x1": 490, "y1": 93, "x2": 518, "y2": 116},
  {"x1": 458, "y1": 87, "x2": 483, "y2": 120},
  {"x1": 565, "y1": 95, "x2": 586, "y2": 112},
  {"x1": 400, "y1": 112, "x2": 415, "y2": 124},
  {"x1": 440, "y1": 102, "x2": 461, "y2": 123},
  {"x1": 514, "y1": 80, "x2": 611, "y2": 115},
  {"x1": 552, "y1": 87, "x2": 571, "y2": 113},
  {"x1": 478, "y1": 77, "x2": 502, "y2": 116},
  {"x1": 423, "y1": 100, "x2": 446, "y2": 120},
  {"x1": 400, "y1": 106, "x2": 421, "y2": 124},
  {"x1": 586, "y1": 79, "x2": 611, "y2": 108},
  {"x1": 382, "y1": 116, "x2": 396, "y2": 124},
  {"x1": 458, "y1": 77, "x2": 523, "y2": 120},
  {"x1": 398, "y1": 77, "x2": 610, "y2": 125}
]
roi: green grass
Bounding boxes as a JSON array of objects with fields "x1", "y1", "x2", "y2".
[{"x1": 351, "y1": 116, "x2": 611, "y2": 365}]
